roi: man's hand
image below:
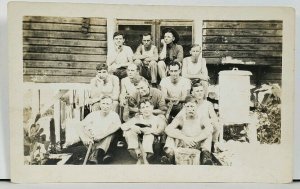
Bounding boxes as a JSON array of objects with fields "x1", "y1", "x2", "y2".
[
  {"x1": 183, "y1": 137, "x2": 197, "y2": 148},
  {"x1": 161, "y1": 39, "x2": 166, "y2": 46},
  {"x1": 131, "y1": 126, "x2": 142, "y2": 134},
  {"x1": 82, "y1": 138, "x2": 94, "y2": 146}
]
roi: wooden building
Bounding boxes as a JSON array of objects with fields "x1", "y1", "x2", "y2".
[{"x1": 23, "y1": 16, "x2": 282, "y2": 85}]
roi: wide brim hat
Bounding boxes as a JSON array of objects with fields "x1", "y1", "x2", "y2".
[{"x1": 161, "y1": 27, "x2": 180, "y2": 44}]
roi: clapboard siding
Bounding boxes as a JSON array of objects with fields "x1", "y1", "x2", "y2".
[
  {"x1": 23, "y1": 16, "x2": 107, "y2": 83},
  {"x1": 203, "y1": 20, "x2": 282, "y2": 85}
]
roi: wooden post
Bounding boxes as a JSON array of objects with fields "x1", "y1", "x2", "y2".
[
  {"x1": 194, "y1": 19, "x2": 203, "y2": 46},
  {"x1": 54, "y1": 99, "x2": 61, "y2": 144}
]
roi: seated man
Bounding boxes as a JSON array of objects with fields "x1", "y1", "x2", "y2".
[
  {"x1": 121, "y1": 99, "x2": 166, "y2": 164},
  {"x1": 80, "y1": 95, "x2": 121, "y2": 164},
  {"x1": 182, "y1": 44, "x2": 209, "y2": 86},
  {"x1": 88, "y1": 63, "x2": 119, "y2": 112},
  {"x1": 133, "y1": 33, "x2": 159, "y2": 86},
  {"x1": 162, "y1": 96, "x2": 214, "y2": 165},
  {"x1": 175, "y1": 82, "x2": 222, "y2": 152},
  {"x1": 158, "y1": 27, "x2": 183, "y2": 79},
  {"x1": 107, "y1": 32, "x2": 134, "y2": 79},
  {"x1": 159, "y1": 61, "x2": 191, "y2": 122},
  {"x1": 128, "y1": 77, "x2": 167, "y2": 119},
  {"x1": 120, "y1": 63, "x2": 147, "y2": 121}
]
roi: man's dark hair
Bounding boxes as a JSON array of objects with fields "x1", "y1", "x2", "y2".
[
  {"x1": 168, "y1": 61, "x2": 181, "y2": 70},
  {"x1": 185, "y1": 95, "x2": 197, "y2": 104},
  {"x1": 113, "y1": 32, "x2": 125, "y2": 39},
  {"x1": 191, "y1": 81, "x2": 207, "y2": 92},
  {"x1": 142, "y1": 32, "x2": 152, "y2": 39},
  {"x1": 132, "y1": 76, "x2": 149, "y2": 86},
  {"x1": 96, "y1": 63, "x2": 108, "y2": 71},
  {"x1": 138, "y1": 99, "x2": 153, "y2": 109}
]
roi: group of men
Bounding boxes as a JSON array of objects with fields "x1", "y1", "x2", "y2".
[{"x1": 79, "y1": 28, "x2": 221, "y2": 165}]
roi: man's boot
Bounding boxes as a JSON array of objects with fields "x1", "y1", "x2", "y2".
[{"x1": 200, "y1": 150, "x2": 213, "y2": 165}]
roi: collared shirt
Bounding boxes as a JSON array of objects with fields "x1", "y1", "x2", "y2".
[
  {"x1": 107, "y1": 45, "x2": 133, "y2": 66},
  {"x1": 130, "y1": 87, "x2": 167, "y2": 111},
  {"x1": 164, "y1": 43, "x2": 184, "y2": 63}
]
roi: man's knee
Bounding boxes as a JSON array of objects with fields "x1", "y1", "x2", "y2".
[{"x1": 157, "y1": 61, "x2": 165, "y2": 68}]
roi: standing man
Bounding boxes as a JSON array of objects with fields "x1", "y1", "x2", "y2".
[
  {"x1": 133, "y1": 33, "x2": 159, "y2": 86},
  {"x1": 80, "y1": 96, "x2": 121, "y2": 164},
  {"x1": 89, "y1": 63, "x2": 119, "y2": 112},
  {"x1": 107, "y1": 32, "x2": 134, "y2": 79},
  {"x1": 122, "y1": 99, "x2": 166, "y2": 164},
  {"x1": 158, "y1": 28, "x2": 184, "y2": 79},
  {"x1": 162, "y1": 96, "x2": 214, "y2": 165},
  {"x1": 159, "y1": 61, "x2": 191, "y2": 122}
]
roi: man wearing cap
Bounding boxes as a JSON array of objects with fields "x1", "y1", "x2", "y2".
[
  {"x1": 158, "y1": 28, "x2": 184, "y2": 79},
  {"x1": 88, "y1": 63, "x2": 120, "y2": 112},
  {"x1": 107, "y1": 32, "x2": 134, "y2": 79},
  {"x1": 133, "y1": 33, "x2": 159, "y2": 86}
]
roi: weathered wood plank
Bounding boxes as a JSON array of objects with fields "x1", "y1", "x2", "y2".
[
  {"x1": 203, "y1": 36, "x2": 282, "y2": 44},
  {"x1": 24, "y1": 60, "x2": 102, "y2": 69},
  {"x1": 23, "y1": 38, "x2": 107, "y2": 47},
  {"x1": 23, "y1": 53, "x2": 106, "y2": 62},
  {"x1": 23, "y1": 45, "x2": 106, "y2": 55},
  {"x1": 202, "y1": 50, "x2": 282, "y2": 58},
  {"x1": 263, "y1": 66, "x2": 282, "y2": 73},
  {"x1": 203, "y1": 21, "x2": 282, "y2": 29},
  {"x1": 24, "y1": 68, "x2": 96, "y2": 77},
  {"x1": 23, "y1": 30, "x2": 106, "y2": 40},
  {"x1": 203, "y1": 44, "x2": 282, "y2": 51},
  {"x1": 24, "y1": 75, "x2": 93, "y2": 83},
  {"x1": 205, "y1": 57, "x2": 282, "y2": 65},
  {"x1": 23, "y1": 23, "x2": 107, "y2": 33},
  {"x1": 261, "y1": 79, "x2": 281, "y2": 85},
  {"x1": 262, "y1": 73, "x2": 282, "y2": 80},
  {"x1": 23, "y1": 16, "x2": 107, "y2": 26},
  {"x1": 203, "y1": 29, "x2": 282, "y2": 36}
]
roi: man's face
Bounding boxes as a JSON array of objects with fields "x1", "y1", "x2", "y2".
[
  {"x1": 190, "y1": 46, "x2": 201, "y2": 58},
  {"x1": 142, "y1": 35, "x2": 152, "y2": 48},
  {"x1": 99, "y1": 98, "x2": 113, "y2": 113},
  {"x1": 185, "y1": 101, "x2": 197, "y2": 117},
  {"x1": 192, "y1": 86, "x2": 205, "y2": 100},
  {"x1": 96, "y1": 69, "x2": 108, "y2": 80},
  {"x1": 140, "y1": 101, "x2": 154, "y2": 117},
  {"x1": 127, "y1": 64, "x2": 138, "y2": 79},
  {"x1": 114, "y1": 35, "x2": 125, "y2": 47},
  {"x1": 164, "y1": 32, "x2": 175, "y2": 44},
  {"x1": 136, "y1": 81, "x2": 150, "y2": 97},
  {"x1": 168, "y1": 64, "x2": 180, "y2": 80}
]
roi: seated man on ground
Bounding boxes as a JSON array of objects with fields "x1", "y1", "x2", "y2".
[
  {"x1": 121, "y1": 99, "x2": 166, "y2": 164},
  {"x1": 162, "y1": 96, "x2": 214, "y2": 165},
  {"x1": 159, "y1": 61, "x2": 191, "y2": 122},
  {"x1": 80, "y1": 96, "x2": 121, "y2": 164},
  {"x1": 128, "y1": 77, "x2": 167, "y2": 119},
  {"x1": 133, "y1": 33, "x2": 159, "y2": 87},
  {"x1": 88, "y1": 63, "x2": 120, "y2": 112},
  {"x1": 182, "y1": 44, "x2": 209, "y2": 86},
  {"x1": 107, "y1": 32, "x2": 134, "y2": 79},
  {"x1": 175, "y1": 82, "x2": 223, "y2": 152}
]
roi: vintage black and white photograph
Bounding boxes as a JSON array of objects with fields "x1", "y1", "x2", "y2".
[
  {"x1": 22, "y1": 15, "x2": 283, "y2": 166},
  {"x1": 9, "y1": 2, "x2": 294, "y2": 183}
]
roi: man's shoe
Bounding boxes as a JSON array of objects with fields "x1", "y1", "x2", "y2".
[
  {"x1": 200, "y1": 150, "x2": 213, "y2": 165},
  {"x1": 160, "y1": 156, "x2": 171, "y2": 164},
  {"x1": 146, "y1": 153, "x2": 154, "y2": 162},
  {"x1": 96, "y1": 149, "x2": 105, "y2": 164},
  {"x1": 87, "y1": 159, "x2": 98, "y2": 165},
  {"x1": 102, "y1": 153, "x2": 113, "y2": 164}
]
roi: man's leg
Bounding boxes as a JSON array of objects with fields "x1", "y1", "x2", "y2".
[
  {"x1": 161, "y1": 137, "x2": 177, "y2": 164},
  {"x1": 123, "y1": 130, "x2": 142, "y2": 163},
  {"x1": 157, "y1": 60, "x2": 167, "y2": 79},
  {"x1": 93, "y1": 135, "x2": 114, "y2": 164},
  {"x1": 142, "y1": 134, "x2": 155, "y2": 162},
  {"x1": 200, "y1": 135, "x2": 213, "y2": 165},
  {"x1": 149, "y1": 60, "x2": 158, "y2": 84}
]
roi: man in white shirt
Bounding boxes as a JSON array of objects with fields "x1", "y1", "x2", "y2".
[
  {"x1": 107, "y1": 32, "x2": 134, "y2": 79},
  {"x1": 133, "y1": 33, "x2": 159, "y2": 86},
  {"x1": 80, "y1": 96, "x2": 121, "y2": 164},
  {"x1": 121, "y1": 99, "x2": 166, "y2": 164},
  {"x1": 159, "y1": 61, "x2": 191, "y2": 122}
]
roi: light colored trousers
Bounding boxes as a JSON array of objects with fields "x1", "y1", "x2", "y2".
[{"x1": 123, "y1": 130, "x2": 155, "y2": 153}]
